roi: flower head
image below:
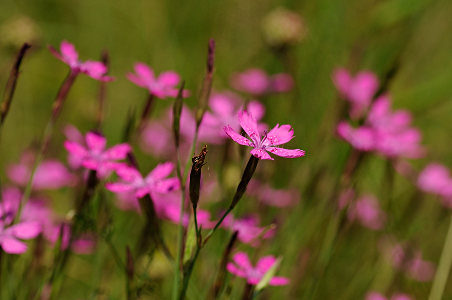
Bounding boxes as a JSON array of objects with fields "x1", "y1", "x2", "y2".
[
  {"x1": 248, "y1": 180, "x2": 299, "y2": 207},
  {"x1": 7, "y1": 154, "x2": 75, "y2": 190},
  {"x1": 127, "y1": 62, "x2": 189, "y2": 99},
  {"x1": 333, "y1": 68, "x2": 379, "y2": 119},
  {"x1": 224, "y1": 110, "x2": 305, "y2": 160},
  {"x1": 365, "y1": 292, "x2": 412, "y2": 300},
  {"x1": 222, "y1": 214, "x2": 274, "y2": 246},
  {"x1": 418, "y1": 163, "x2": 452, "y2": 207},
  {"x1": 106, "y1": 162, "x2": 179, "y2": 199},
  {"x1": 231, "y1": 69, "x2": 294, "y2": 96},
  {"x1": 49, "y1": 40, "x2": 113, "y2": 81},
  {"x1": 0, "y1": 221, "x2": 41, "y2": 254},
  {"x1": 227, "y1": 252, "x2": 289, "y2": 285},
  {"x1": 348, "y1": 195, "x2": 386, "y2": 230},
  {"x1": 64, "y1": 131, "x2": 131, "y2": 178}
]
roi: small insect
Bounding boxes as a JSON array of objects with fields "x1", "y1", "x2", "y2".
[{"x1": 192, "y1": 145, "x2": 208, "y2": 172}]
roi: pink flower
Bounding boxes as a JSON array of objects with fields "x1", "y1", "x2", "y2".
[
  {"x1": 390, "y1": 244, "x2": 435, "y2": 282},
  {"x1": 418, "y1": 164, "x2": 452, "y2": 198},
  {"x1": 49, "y1": 40, "x2": 113, "y2": 81},
  {"x1": 200, "y1": 92, "x2": 266, "y2": 144},
  {"x1": 333, "y1": 68, "x2": 379, "y2": 119},
  {"x1": 336, "y1": 122, "x2": 375, "y2": 151},
  {"x1": 337, "y1": 96, "x2": 424, "y2": 159},
  {"x1": 127, "y1": 62, "x2": 189, "y2": 99},
  {"x1": 348, "y1": 195, "x2": 386, "y2": 230},
  {"x1": 222, "y1": 214, "x2": 274, "y2": 246},
  {"x1": 106, "y1": 163, "x2": 179, "y2": 199},
  {"x1": 231, "y1": 69, "x2": 294, "y2": 95},
  {"x1": 7, "y1": 158, "x2": 75, "y2": 190},
  {"x1": 248, "y1": 180, "x2": 299, "y2": 207},
  {"x1": 64, "y1": 131, "x2": 131, "y2": 178},
  {"x1": 227, "y1": 252, "x2": 289, "y2": 285},
  {"x1": 224, "y1": 110, "x2": 305, "y2": 160},
  {"x1": 0, "y1": 221, "x2": 41, "y2": 254}
]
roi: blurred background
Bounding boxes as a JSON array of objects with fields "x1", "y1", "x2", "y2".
[{"x1": 1, "y1": 0, "x2": 452, "y2": 299}]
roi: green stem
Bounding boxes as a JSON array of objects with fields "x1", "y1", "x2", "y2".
[{"x1": 428, "y1": 215, "x2": 452, "y2": 300}]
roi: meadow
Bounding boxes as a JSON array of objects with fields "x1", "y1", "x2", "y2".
[{"x1": 1, "y1": 0, "x2": 452, "y2": 299}]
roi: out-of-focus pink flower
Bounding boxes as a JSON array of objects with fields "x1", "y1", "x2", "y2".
[
  {"x1": 0, "y1": 221, "x2": 41, "y2": 254},
  {"x1": 336, "y1": 122, "x2": 375, "y2": 151},
  {"x1": 44, "y1": 223, "x2": 95, "y2": 254},
  {"x1": 337, "y1": 188, "x2": 355, "y2": 210},
  {"x1": 127, "y1": 62, "x2": 189, "y2": 99},
  {"x1": 337, "y1": 96, "x2": 424, "y2": 159},
  {"x1": 64, "y1": 125, "x2": 85, "y2": 169},
  {"x1": 7, "y1": 158, "x2": 75, "y2": 190},
  {"x1": 248, "y1": 180, "x2": 299, "y2": 207},
  {"x1": 390, "y1": 244, "x2": 435, "y2": 282},
  {"x1": 333, "y1": 68, "x2": 379, "y2": 119},
  {"x1": 417, "y1": 163, "x2": 452, "y2": 207},
  {"x1": 200, "y1": 92, "x2": 266, "y2": 144},
  {"x1": 222, "y1": 214, "x2": 274, "y2": 246},
  {"x1": 368, "y1": 96, "x2": 424, "y2": 159},
  {"x1": 224, "y1": 110, "x2": 305, "y2": 160},
  {"x1": 49, "y1": 40, "x2": 113, "y2": 81},
  {"x1": 365, "y1": 292, "x2": 412, "y2": 300},
  {"x1": 348, "y1": 195, "x2": 386, "y2": 230},
  {"x1": 64, "y1": 131, "x2": 131, "y2": 178},
  {"x1": 231, "y1": 69, "x2": 294, "y2": 96},
  {"x1": 227, "y1": 252, "x2": 289, "y2": 285},
  {"x1": 106, "y1": 163, "x2": 179, "y2": 199}
]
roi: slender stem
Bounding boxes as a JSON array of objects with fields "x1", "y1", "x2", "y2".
[
  {"x1": 178, "y1": 245, "x2": 201, "y2": 300},
  {"x1": 428, "y1": 215, "x2": 452, "y2": 300},
  {"x1": 137, "y1": 94, "x2": 154, "y2": 133}
]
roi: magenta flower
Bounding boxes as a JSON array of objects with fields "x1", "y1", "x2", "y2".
[
  {"x1": 337, "y1": 95, "x2": 424, "y2": 159},
  {"x1": 106, "y1": 163, "x2": 179, "y2": 199},
  {"x1": 127, "y1": 62, "x2": 189, "y2": 99},
  {"x1": 231, "y1": 68, "x2": 294, "y2": 95},
  {"x1": 248, "y1": 180, "x2": 299, "y2": 207},
  {"x1": 418, "y1": 163, "x2": 452, "y2": 207},
  {"x1": 7, "y1": 156, "x2": 75, "y2": 190},
  {"x1": 222, "y1": 214, "x2": 274, "y2": 246},
  {"x1": 224, "y1": 110, "x2": 304, "y2": 160},
  {"x1": 390, "y1": 244, "x2": 435, "y2": 282},
  {"x1": 365, "y1": 292, "x2": 412, "y2": 300},
  {"x1": 333, "y1": 68, "x2": 379, "y2": 119},
  {"x1": 347, "y1": 195, "x2": 386, "y2": 230},
  {"x1": 227, "y1": 252, "x2": 289, "y2": 285},
  {"x1": 0, "y1": 221, "x2": 41, "y2": 254},
  {"x1": 64, "y1": 131, "x2": 131, "y2": 178},
  {"x1": 49, "y1": 40, "x2": 113, "y2": 81}
]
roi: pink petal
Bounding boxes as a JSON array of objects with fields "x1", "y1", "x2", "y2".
[
  {"x1": 250, "y1": 148, "x2": 274, "y2": 160},
  {"x1": 60, "y1": 41, "x2": 79, "y2": 66},
  {"x1": 105, "y1": 182, "x2": 134, "y2": 194},
  {"x1": 231, "y1": 69, "x2": 269, "y2": 95},
  {"x1": 158, "y1": 71, "x2": 180, "y2": 86},
  {"x1": 256, "y1": 256, "x2": 277, "y2": 273},
  {"x1": 148, "y1": 162, "x2": 174, "y2": 180},
  {"x1": 210, "y1": 93, "x2": 239, "y2": 116},
  {"x1": 1, "y1": 236, "x2": 27, "y2": 254},
  {"x1": 154, "y1": 177, "x2": 180, "y2": 193},
  {"x1": 10, "y1": 221, "x2": 41, "y2": 239},
  {"x1": 64, "y1": 141, "x2": 88, "y2": 157},
  {"x1": 115, "y1": 165, "x2": 142, "y2": 182},
  {"x1": 238, "y1": 110, "x2": 260, "y2": 140},
  {"x1": 103, "y1": 143, "x2": 131, "y2": 160},
  {"x1": 127, "y1": 72, "x2": 147, "y2": 88},
  {"x1": 85, "y1": 132, "x2": 106, "y2": 152},
  {"x1": 269, "y1": 276, "x2": 290, "y2": 286},
  {"x1": 349, "y1": 71, "x2": 379, "y2": 104},
  {"x1": 265, "y1": 147, "x2": 305, "y2": 158},
  {"x1": 247, "y1": 100, "x2": 266, "y2": 121},
  {"x1": 224, "y1": 125, "x2": 252, "y2": 146},
  {"x1": 226, "y1": 262, "x2": 247, "y2": 277},
  {"x1": 332, "y1": 68, "x2": 351, "y2": 96},
  {"x1": 232, "y1": 252, "x2": 253, "y2": 270},
  {"x1": 264, "y1": 124, "x2": 295, "y2": 146},
  {"x1": 390, "y1": 293, "x2": 412, "y2": 300},
  {"x1": 134, "y1": 63, "x2": 155, "y2": 85},
  {"x1": 81, "y1": 61, "x2": 108, "y2": 81},
  {"x1": 337, "y1": 122, "x2": 375, "y2": 151}
]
